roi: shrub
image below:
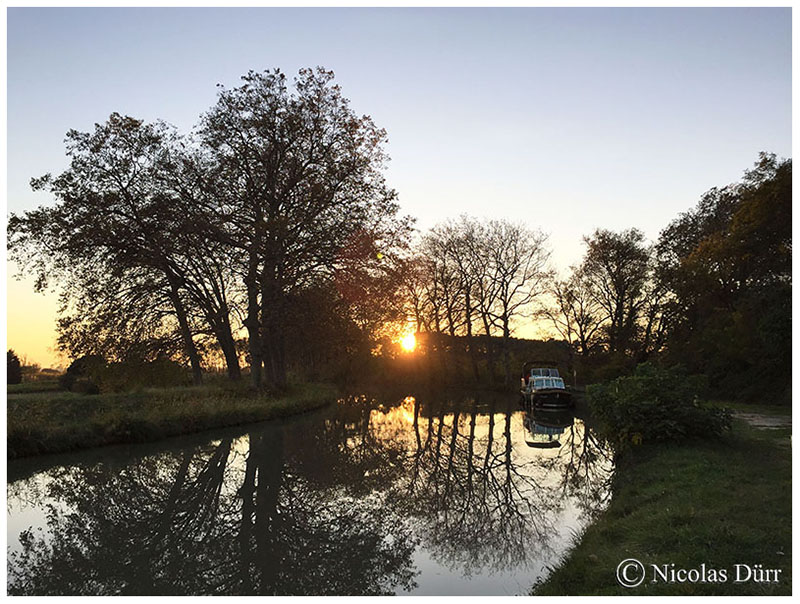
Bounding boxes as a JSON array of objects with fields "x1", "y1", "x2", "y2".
[
  {"x1": 7, "y1": 350, "x2": 22, "y2": 385},
  {"x1": 59, "y1": 355, "x2": 105, "y2": 392},
  {"x1": 98, "y1": 357, "x2": 188, "y2": 392},
  {"x1": 589, "y1": 363, "x2": 731, "y2": 449},
  {"x1": 71, "y1": 378, "x2": 101, "y2": 395}
]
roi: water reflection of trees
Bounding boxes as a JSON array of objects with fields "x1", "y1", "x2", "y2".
[
  {"x1": 8, "y1": 395, "x2": 612, "y2": 595},
  {"x1": 8, "y1": 416, "x2": 418, "y2": 595},
  {"x1": 392, "y1": 398, "x2": 612, "y2": 578}
]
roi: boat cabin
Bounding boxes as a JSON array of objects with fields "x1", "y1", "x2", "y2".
[
  {"x1": 519, "y1": 361, "x2": 573, "y2": 409},
  {"x1": 529, "y1": 375, "x2": 566, "y2": 391}
]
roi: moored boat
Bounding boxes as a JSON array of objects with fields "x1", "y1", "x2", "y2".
[{"x1": 519, "y1": 362, "x2": 573, "y2": 410}]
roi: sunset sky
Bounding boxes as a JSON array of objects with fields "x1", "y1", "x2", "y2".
[{"x1": 6, "y1": 7, "x2": 792, "y2": 367}]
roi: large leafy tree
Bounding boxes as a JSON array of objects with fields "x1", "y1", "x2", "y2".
[
  {"x1": 656, "y1": 153, "x2": 791, "y2": 400},
  {"x1": 581, "y1": 228, "x2": 651, "y2": 356},
  {"x1": 199, "y1": 67, "x2": 408, "y2": 388},
  {"x1": 8, "y1": 115, "x2": 203, "y2": 382},
  {"x1": 8, "y1": 114, "x2": 243, "y2": 383}
]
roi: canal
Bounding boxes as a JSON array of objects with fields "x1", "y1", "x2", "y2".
[{"x1": 7, "y1": 392, "x2": 614, "y2": 595}]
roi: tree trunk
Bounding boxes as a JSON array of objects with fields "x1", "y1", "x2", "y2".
[
  {"x1": 260, "y1": 278, "x2": 287, "y2": 390},
  {"x1": 481, "y1": 313, "x2": 496, "y2": 385},
  {"x1": 217, "y1": 324, "x2": 242, "y2": 380},
  {"x1": 245, "y1": 258, "x2": 263, "y2": 389},
  {"x1": 261, "y1": 316, "x2": 287, "y2": 390},
  {"x1": 464, "y1": 292, "x2": 480, "y2": 383},
  {"x1": 166, "y1": 276, "x2": 203, "y2": 386},
  {"x1": 502, "y1": 314, "x2": 512, "y2": 386}
]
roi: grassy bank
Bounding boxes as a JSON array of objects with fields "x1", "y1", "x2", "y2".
[
  {"x1": 535, "y1": 418, "x2": 791, "y2": 595},
  {"x1": 7, "y1": 380, "x2": 62, "y2": 394},
  {"x1": 8, "y1": 382, "x2": 339, "y2": 460}
]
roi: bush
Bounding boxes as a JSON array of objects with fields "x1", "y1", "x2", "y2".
[
  {"x1": 59, "y1": 355, "x2": 105, "y2": 393},
  {"x1": 71, "y1": 378, "x2": 101, "y2": 395},
  {"x1": 98, "y1": 357, "x2": 188, "y2": 392},
  {"x1": 589, "y1": 363, "x2": 731, "y2": 449},
  {"x1": 59, "y1": 355, "x2": 189, "y2": 393},
  {"x1": 7, "y1": 350, "x2": 22, "y2": 385}
]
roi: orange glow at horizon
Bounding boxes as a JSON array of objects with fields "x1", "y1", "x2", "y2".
[{"x1": 400, "y1": 332, "x2": 417, "y2": 352}]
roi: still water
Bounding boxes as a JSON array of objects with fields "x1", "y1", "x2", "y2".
[{"x1": 7, "y1": 393, "x2": 613, "y2": 595}]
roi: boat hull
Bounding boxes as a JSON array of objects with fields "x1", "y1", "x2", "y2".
[{"x1": 520, "y1": 388, "x2": 573, "y2": 410}]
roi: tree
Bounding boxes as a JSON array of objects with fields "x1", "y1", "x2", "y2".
[
  {"x1": 581, "y1": 228, "x2": 651, "y2": 356},
  {"x1": 199, "y1": 67, "x2": 406, "y2": 389},
  {"x1": 401, "y1": 217, "x2": 550, "y2": 385},
  {"x1": 484, "y1": 220, "x2": 551, "y2": 384},
  {"x1": 7, "y1": 350, "x2": 22, "y2": 385},
  {"x1": 53, "y1": 260, "x2": 187, "y2": 364},
  {"x1": 436, "y1": 217, "x2": 484, "y2": 382},
  {"x1": 8, "y1": 115, "x2": 208, "y2": 383},
  {"x1": 656, "y1": 153, "x2": 791, "y2": 400},
  {"x1": 544, "y1": 266, "x2": 604, "y2": 358},
  {"x1": 332, "y1": 223, "x2": 414, "y2": 344}
]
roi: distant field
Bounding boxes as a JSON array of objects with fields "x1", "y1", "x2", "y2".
[{"x1": 7, "y1": 382, "x2": 339, "y2": 459}]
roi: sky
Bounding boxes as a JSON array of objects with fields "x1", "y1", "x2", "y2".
[{"x1": 6, "y1": 7, "x2": 792, "y2": 367}]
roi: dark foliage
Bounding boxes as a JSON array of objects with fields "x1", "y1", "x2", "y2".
[
  {"x1": 656, "y1": 153, "x2": 791, "y2": 402},
  {"x1": 588, "y1": 363, "x2": 731, "y2": 449},
  {"x1": 7, "y1": 349, "x2": 23, "y2": 385},
  {"x1": 58, "y1": 355, "x2": 105, "y2": 393}
]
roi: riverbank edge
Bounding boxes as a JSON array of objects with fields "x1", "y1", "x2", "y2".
[
  {"x1": 534, "y1": 417, "x2": 791, "y2": 595},
  {"x1": 7, "y1": 382, "x2": 339, "y2": 460}
]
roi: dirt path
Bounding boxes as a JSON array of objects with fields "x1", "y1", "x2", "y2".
[{"x1": 734, "y1": 412, "x2": 792, "y2": 429}]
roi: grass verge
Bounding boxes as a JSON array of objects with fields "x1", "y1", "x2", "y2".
[
  {"x1": 7, "y1": 382, "x2": 338, "y2": 460},
  {"x1": 534, "y1": 418, "x2": 791, "y2": 595},
  {"x1": 7, "y1": 380, "x2": 62, "y2": 395}
]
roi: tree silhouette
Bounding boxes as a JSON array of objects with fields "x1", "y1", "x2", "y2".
[
  {"x1": 198, "y1": 67, "x2": 410, "y2": 388},
  {"x1": 7, "y1": 349, "x2": 22, "y2": 384}
]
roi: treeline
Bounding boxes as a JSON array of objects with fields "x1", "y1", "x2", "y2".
[
  {"x1": 401, "y1": 218, "x2": 551, "y2": 385},
  {"x1": 399, "y1": 154, "x2": 790, "y2": 401},
  {"x1": 7, "y1": 67, "x2": 791, "y2": 401},
  {"x1": 656, "y1": 154, "x2": 791, "y2": 401}
]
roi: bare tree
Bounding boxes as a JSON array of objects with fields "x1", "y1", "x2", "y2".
[
  {"x1": 484, "y1": 220, "x2": 551, "y2": 384},
  {"x1": 436, "y1": 217, "x2": 483, "y2": 382},
  {"x1": 543, "y1": 266, "x2": 605, "y2": 358}
]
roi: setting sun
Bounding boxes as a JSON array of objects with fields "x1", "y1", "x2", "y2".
[{"x1": 400, "y1": 333, "x2": 417, "y2": 352}]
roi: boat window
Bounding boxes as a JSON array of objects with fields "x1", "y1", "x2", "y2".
[
  {"x1": 533, "y1": 378, "x2": 546, "y2": 389},
  {"x1": 531, "y1": 368, "x2": 562, "y2": 378}
]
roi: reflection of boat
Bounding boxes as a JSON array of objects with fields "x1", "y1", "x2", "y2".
[
  {"x1": 523, "y1": 409, "x2": 574, "y2": 449},
  {"x1": 519, "y1": 361, "x2": 573, "y2": 410}
]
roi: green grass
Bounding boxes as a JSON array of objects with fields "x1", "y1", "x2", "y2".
[
  {"x1": 7, "y1": 382, "x2": 339, "y2": 459},
  {"x1": 7, "y1": 380, "x2": 62, "y2": 395},
  {"x1": 535, "y1": 418, "x2": 791, "y2": 595}
]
